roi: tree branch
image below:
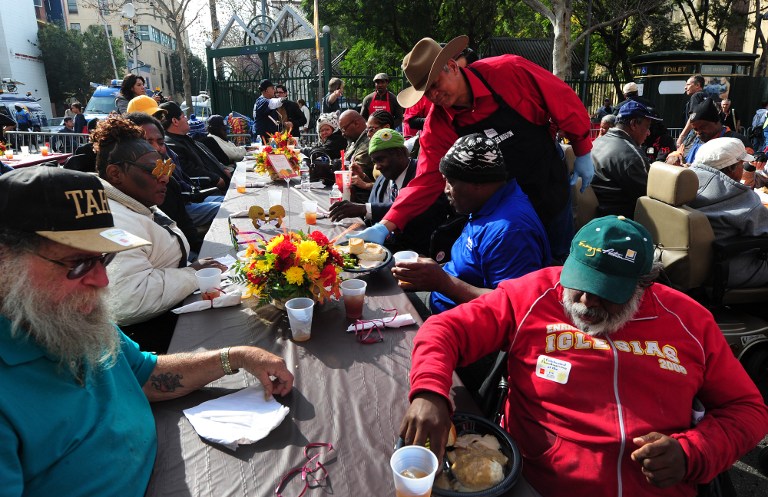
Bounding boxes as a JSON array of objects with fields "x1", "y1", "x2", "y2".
[
  {"x1": 573, "y1": 4, "x2": 651, "y2": 46},
  {"x1": 520, "y1": 0, "x2": 554, "y2": 23}
]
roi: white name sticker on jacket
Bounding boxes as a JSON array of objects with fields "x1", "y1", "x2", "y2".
[{"x1": 535, "y1": 355, "x2": 572, "y2": 384}]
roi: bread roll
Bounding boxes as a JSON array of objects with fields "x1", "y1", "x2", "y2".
[{"x1": 348, "y1": 237, "x2": 364, "y2": 255}]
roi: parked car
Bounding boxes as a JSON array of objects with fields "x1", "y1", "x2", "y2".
[{"x1": 83, "y1": 80, "x2": 122, "y2": 121}]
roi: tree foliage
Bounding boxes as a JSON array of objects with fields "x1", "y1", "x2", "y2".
[
  {"x1": 301, "y1": 0, "x2": 515, "y2": 76},
  {"x1": 171, "y1": 51, "x2": 208, "y2": 96},
  {"x1": 37, "y1": 24, "x2": 126, "y2": 107}
]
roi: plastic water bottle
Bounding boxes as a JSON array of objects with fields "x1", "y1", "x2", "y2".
[
  {"x1": 329, "y1": 183, "x2": 342, "y2": 205},
  {"x1": 300, "y1": 161, "x2": 311, "y2": 192}
]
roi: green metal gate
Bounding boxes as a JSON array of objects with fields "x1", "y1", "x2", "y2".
[{"x1": 204, "y1": 7, "x2": 331, "y2": 120}]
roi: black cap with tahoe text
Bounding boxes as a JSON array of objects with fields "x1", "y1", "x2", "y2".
[{"x1": 0, "y1": 166, "x2": 150, "y2": 253}]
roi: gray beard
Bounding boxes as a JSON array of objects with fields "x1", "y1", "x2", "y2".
[
  {"x1": 562, "y1": 287, "x2": 644, "y2": 337},
  {"x1": 0, "y1": 261, "x2": 119, "y2": 379}
]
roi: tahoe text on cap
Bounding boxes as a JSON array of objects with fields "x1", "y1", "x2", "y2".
[{"x1": 64, "y1": 189, "x2": 111, "y2": 219}]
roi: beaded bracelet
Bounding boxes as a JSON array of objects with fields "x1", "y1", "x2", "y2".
[{"x1": 220, "y1": 347, "x2": 239, "y2": 375}]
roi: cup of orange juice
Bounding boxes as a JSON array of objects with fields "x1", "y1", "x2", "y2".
[{"x1": 302, "y1": 200, "x2": 317, "y2": 225}]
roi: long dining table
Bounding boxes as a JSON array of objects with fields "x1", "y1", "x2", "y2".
[{"x1": 145, "y1": 161, "x2": 481, "y2": 497}]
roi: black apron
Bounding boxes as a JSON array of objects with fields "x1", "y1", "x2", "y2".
[{"x1": 454, "y1": 68, "x2": 569, "y2": 225}]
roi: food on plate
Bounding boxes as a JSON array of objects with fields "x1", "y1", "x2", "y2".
[
  {"x1": 357, "y1": 243, "x2": 386, "y2": 261},
  {"x1": 348, "y1": 237, "x2": 365, "y2": 255},
  {"x1": 335, "y1": 241, "x2": 388, "y2": 269},
  {"x1": 434, "y1": 433, "x2": 508, "y2": 492}
]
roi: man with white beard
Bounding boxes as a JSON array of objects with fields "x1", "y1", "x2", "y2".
[
  {"x1": 398, "y1": 215, "x2": 768, "y2": 497},
  {"x1": 0, "y1": 166, "x2": 294, "y2": 497}
]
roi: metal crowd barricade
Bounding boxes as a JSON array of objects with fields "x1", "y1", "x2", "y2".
[{"x1": 4, "y1": 130, "x2": 90, "y2": 155}]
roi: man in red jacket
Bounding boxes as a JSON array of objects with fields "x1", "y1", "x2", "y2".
[
  {"x1": 399, "y1": 215, "x2": 768, "y2": 497},
  {"x1": 352, "y1": 35, "x2": 594, "y2": 261}
]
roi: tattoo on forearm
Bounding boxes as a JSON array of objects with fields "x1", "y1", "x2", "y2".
[{"x1": 150, "y1": 372, "x2": 184, "y2": 392}]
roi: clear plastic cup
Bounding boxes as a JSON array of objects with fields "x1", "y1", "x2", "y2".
[
  {"x1": 340, "y1": 279, "x2": 367, "y2": 319},
  {"x1": 285, "y1": 297, "x2": 315, "y2": 341},
  {"x1": 20, "y1": 146, "x2": 29, "y2": 156},
  {"x1": 195, "y1": 268, "x2": 222, "y2": 301},
  {"x1": 302, "y1": 200, "x2": 318, "y2": 225},
  {"x1": 235, "y1": 173, "x2": 247, "y2": 194},
  {"x1": 390, "y1": 445, "x2": 439, "y2": 497},
  {"x1": 393, "y1": 251, "x2": 419, "y2": 264},
  {"x1": 268, "y1": 189, "x2": 282, "y2": 207}
]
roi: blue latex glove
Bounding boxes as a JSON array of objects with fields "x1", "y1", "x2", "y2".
[
  {"x1": 572, "y1": 152, "x2": 595, "y2": 192},
  {"x1": 348, "y1": 223, "x2": 389, "y2": 245}
]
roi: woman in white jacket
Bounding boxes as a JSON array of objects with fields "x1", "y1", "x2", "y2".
[
  {"x1": 200, "y1": 114, "x2": 246, "y2": 166},
  {"x1": 93, "y1": 117, "x2": 226, "y2": 352}
]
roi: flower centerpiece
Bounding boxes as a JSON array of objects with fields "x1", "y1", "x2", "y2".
[
  {"x1": 233, "y1": 230, "x2": 344, "y2": 307},
  {"x1": 254, "y1": 130, "x2": 300, "y2": 180}
]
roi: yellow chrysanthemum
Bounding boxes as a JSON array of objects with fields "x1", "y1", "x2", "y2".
[
  {"x1": 284, "y1": 266, "x2": 305, "y2": 285},
  {"x1": 265, "y1": 234, "x2": 285, "y2": 252},
  {"x1": 295, "y1": 240, "x2": 322, "y2": 263},
  {"x1": 255, "y1": 259, "x2": 273, "y2": 273}
]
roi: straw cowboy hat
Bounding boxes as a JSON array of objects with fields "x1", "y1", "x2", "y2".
[{"x1": 396, "y1": 35, "x2": 469, "y2": 109}]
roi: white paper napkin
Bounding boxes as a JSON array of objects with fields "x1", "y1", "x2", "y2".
[
  {"x1": 345, "y1": 313, "x2": 416, "y2": 332},
  {"x1": 183, "y1": 385, "x2": 290, "y2": 450},
  {"x1": 292, "y1": 181, "x2": 327, "y2": 190},
  {"x1": 172, "y1": 290, "x2": 243, "y2": 314}
]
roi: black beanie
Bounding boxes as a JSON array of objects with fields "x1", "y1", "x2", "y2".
[{"x1": 439, "y1": 133, "x2": 507, "y2": 183}]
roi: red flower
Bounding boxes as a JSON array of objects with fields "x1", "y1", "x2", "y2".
[
  {"x1": 320, "y1": 263, "x2": 337, "y2": 286},
  {"x1": 246, "y1": 273, "x2": 266, "y2": 286},
  {"x1": 272, "y1": 239, "x2": 297, "y2": 259},
  {"x1": 308, "y1": 231, "x2": 329, "y2": 246},
  {"x1": 328, "y1": 248, "x2": 344, "y2": 266}
]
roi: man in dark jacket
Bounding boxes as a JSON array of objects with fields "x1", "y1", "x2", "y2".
[
  {"x1": 329, "y1": 129, "x2": 450, "y2": 255},
  {"x1": 274, "y1": 85, "x2": 307, "y2": 139},
  {"x1": 591, "y1": 101, "x2": 660, "y2": 219},
  {"x1": 160, "y1": 101, "x2": 231, "y2": 193}
]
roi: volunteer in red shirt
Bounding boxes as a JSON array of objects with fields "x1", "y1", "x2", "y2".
[
  {"x1": 360, "y1": 73, "x2": 404, "y2": 129},
  {"x1": 351, "y1": 36, "x2": 594, "y2": 260},
  {"x1": 399, "y1": 215, "x2": 768, "y2": 497}
]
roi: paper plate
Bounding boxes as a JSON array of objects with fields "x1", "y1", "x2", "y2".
[{"x1": 334, "y1": 241, "x2": 392, "y2": 274}]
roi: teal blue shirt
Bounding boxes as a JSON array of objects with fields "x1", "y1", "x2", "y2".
[{"x1": 0, "y1": 316, "x2": 158, "y2": 497}]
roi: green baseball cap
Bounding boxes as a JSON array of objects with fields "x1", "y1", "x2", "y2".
[
  {"x1": 368, "y1": 128, "x2": 404, "y2": 155},
  {"x1": 560, "y1": 215, "x2": 654, "y2": 304}
]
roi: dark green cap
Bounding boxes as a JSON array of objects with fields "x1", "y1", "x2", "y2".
[{"x1": 560, "y1": 215, "x2": 654, "y2": 304}]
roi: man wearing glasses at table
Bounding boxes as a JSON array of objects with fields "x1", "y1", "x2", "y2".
[{"x1": 0, "y1": 166, "x2": 294, "y2": 497}]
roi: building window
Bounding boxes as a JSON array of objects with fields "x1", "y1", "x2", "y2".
[
  {"x1": 33, "y1": 0, "x2": 43, "y2": 7},
  {"x1": 67, "y1": 0, "x2": 77, "y2": 13},
  {"x1": 70, "y1": 23, "x2": 81, "y2": 31},
  {"x1": 106, "y1": 25, "x2": 113, "y2": 36},
  {"x1": 158, "y1": 51, "x2": 162, "y2": 67},
  {"x1": 138, "y1": 25, "x2": 150, "y2": 41}
]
